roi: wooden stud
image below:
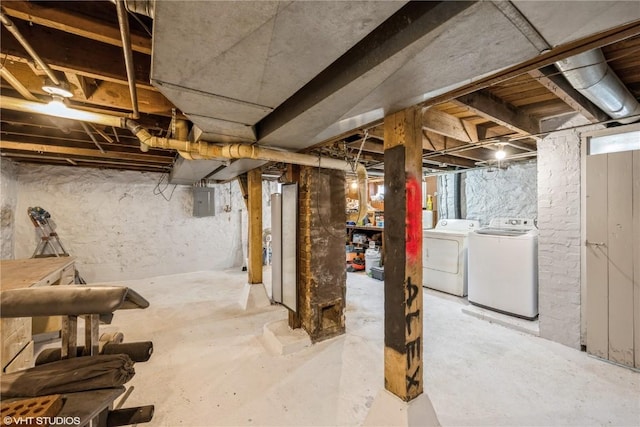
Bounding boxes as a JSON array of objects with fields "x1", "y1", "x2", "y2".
[
  {"x1": 0, "y1": 140, "x2": 172, "y2": 163},
  {"x1": 247, "y1": 168, "x2": 263, "y2": 285},
  {"x1": 383, "y1": 107, "x2": 423, "y2": 401},
  {"x1": 2, "y1": 1, "x2": 152, "y2": 54},
  {"x1": 453, "y1": 89, "x2": 540, "y2": 136},
  {"x1": 422, "y1": 108, "x2": 472, "y2": 143},
  {"x1": 1, "y1": 20, "x2": 153, "y2": 89},
  {"x1": 61, "y1": 315, "x2": 78, "y2": 359}
]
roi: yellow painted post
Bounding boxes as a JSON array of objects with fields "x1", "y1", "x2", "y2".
[{"x1": 247, "y1": 168, "x2": 262, "y2": 285}]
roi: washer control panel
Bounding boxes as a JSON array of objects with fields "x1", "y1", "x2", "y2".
[{"x1": 488, "y1": 218, "x2": 537, "y2": 230}]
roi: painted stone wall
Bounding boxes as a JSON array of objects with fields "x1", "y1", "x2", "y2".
[
  {"x1": 537, "y1": 117, "x2": 603, "y2": 349},
  {"x1": 437, "y1": 161, "x2": 537, "y2": 226},
  {"x1": 465, "y1": 161, "x2": 538, "y2": 226},
  {"x1": 12, "y1": 163, "x2": 276, "y2": 282},
  {"x1": 0, "y1": 158, "x2": 19, "y2": 260}
]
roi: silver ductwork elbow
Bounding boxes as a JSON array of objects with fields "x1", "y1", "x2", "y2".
[
  {"x1": 124, "y1": 0, "x2": 154, "y2": 18},
  {"x1": 556, "y1": 49, "x2": 640, "y2": 124}
]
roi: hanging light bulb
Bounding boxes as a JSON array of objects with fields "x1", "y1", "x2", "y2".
[
  {"x1": 46, "y1": 95, "x2": 68, "y2": 114},
  {"x1": 350, "y1": 181, "x2": 358, "y2": 189},
  {"x1": 495, "y1": 143, "x2": 506, "y2": 160}
]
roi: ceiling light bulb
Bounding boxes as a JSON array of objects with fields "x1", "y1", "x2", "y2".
[
  {"x1": 350, "y1": 181, "x2": 358, "y2": 189},
  {"x1": 47, "y1": 95, "x2": 68, "y2": 113},
  {"x1": 495, "y1": 149, "x2": 506, "y2": 160}
]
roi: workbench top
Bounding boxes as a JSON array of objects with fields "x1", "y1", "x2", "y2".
[{"x1": 1, "y1": 257, "x2": 76, "y2": 291}]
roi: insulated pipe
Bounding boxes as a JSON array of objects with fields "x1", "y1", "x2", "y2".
[
  {"x1": 0, "y1": 9, "x2": 60, "y2": 86},
  {"x1": 556, "y1": 49, "x2": 640, "y2": 124},
  {"x1": 115, "y1": 0, "x2": 140, "y2": 119},
  {"x1": 1, "y1": 95, "x2": 125, "y2": 128},
  {"x1": 125, "y1": 120, "x2": 369, "y2": 223}
]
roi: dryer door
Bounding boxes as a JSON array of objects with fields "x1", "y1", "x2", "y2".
[{"x1": 424, "y1": 237, "x2": 460, "y2": 274}]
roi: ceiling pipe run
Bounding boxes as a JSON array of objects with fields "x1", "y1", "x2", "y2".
[
  {"x1": 0, "y1": 92, "x2": 368, "y2": 223},
  {"x1": 1, "y1": 95, "x2": 125, "y2": 128},
  {"x1": 115, "y1": 0, "x2": 140, "y2": 119},
  {"x1": 556, "y1": 49, "x2": 640, "y2": 124},
  {"x1": 125, "y1": 120, "x2": 369, "y2": 223},
  {"x1": 0, "y1": 8, "x2": 61, "y2": 86}
]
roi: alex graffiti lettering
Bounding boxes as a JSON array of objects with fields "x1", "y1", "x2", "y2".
[{"x1": 404, "y1": 276, "x2": 422, "y2": 392}]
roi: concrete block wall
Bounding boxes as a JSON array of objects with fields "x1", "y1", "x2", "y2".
[
  {"x1": 0, "y1": 158, "x2": 19, "y2": 259},
  {"x1": 537, "y1": 129, "x2": 582, "y2": 349},
  {"x1": 298, "y1": 166, "x2": 346, "y2": 342},
  {"x1": 7, "y1": 163, "x2": 276, "y2": 282}
]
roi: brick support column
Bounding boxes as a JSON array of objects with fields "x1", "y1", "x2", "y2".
[{"x1": 297, "y1": 166, "x2": 346, "y2": 342}]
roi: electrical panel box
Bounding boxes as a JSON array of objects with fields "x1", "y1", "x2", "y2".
[{"x1": 193, "y1": 187, "x2": 215, "y2": 217}]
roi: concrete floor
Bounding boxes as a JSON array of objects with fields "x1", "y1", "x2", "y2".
[{"x1": 101, "y1": 269, "x2": 639, "y2": 426}]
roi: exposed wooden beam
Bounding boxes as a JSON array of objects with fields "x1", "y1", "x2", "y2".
[
  {"x1": 2, "y1": 1, "x2": 152, "y2": 54},
  {"x1": 422, "y1": 108, "x2": 472, "y2": 143},
  {"x1": 1, "y1": 20, "x2": 153, "y2": 89},
  {"x1": 422, "y1": 130, "x2": 492, "y2": 161},
  {"x1": 0, "y1": 62, "x2": 176, "y2": 116},
  {"x1": 453, "y1": 89, "x2": 540, "y2": 136},
  {"x1": 420, "y1": 19, "x2": 640, "y2": 107},
  {"x1": 347, "y1": 140, "x2": 384, "y2": 154},
  {"x1": 1, "y1": 152, "x2": 170, "y2": 170},
  {"x1": 461, "y1": 119, "x2": 479, "y2": 142},
  {"x1": 423, "y1": 155, "x2": 476, "y2": 168},
  {"x1": 0, "y1": 140, "x2": 171, "y2": 163},
  {"x1": 528, "y1": 65, "x2": 609, "y2": 123},
  {"x1": 63, "y1": 72, "x2": 96, "y2": 100}
]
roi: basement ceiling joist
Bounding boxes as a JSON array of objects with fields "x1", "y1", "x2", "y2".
[
  {"x1": 0, "y1": 19, "x2": 153, "y2": 89},
  {"x1": 1, "y1": 0, "x2": 152, "y2": 54},
  {"x1": 1, "y1": 2, "x2": 639, "y2": 177}
]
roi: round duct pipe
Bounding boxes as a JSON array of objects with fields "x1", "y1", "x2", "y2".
[
  {"x1": 124, "y1": 0, "x2": 154, "y2": 18},
  {"x1": 556, "y1": 49, "x2": 640, "y2": 124}
]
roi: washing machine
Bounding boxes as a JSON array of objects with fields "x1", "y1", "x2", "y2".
[
  {"x1": 468, "y1": 218, "x2": 538, "y2": 319},
  {"x1": 422, "y1": 219, "x2": 480, "y2": 296}
]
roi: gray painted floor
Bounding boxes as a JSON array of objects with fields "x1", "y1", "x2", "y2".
[{"x1": 103, "y1": 269, "x2": 639, "y2": 426}]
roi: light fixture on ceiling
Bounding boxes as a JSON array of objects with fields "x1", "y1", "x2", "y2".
[
  {"x1": 495, "y1": 143, "x2": 506, "y2": 160},
  {"x1": 41, "y1": 78, "x2": 73, "y2": 99},
  {"x1": 47, "y1": 95, "x2": 67, "y2": 113},
  {"x1": 350, "y1": 181, "x2": 358, "y2": 189}
]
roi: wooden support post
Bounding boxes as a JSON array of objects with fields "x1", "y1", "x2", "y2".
[
  {"x1": 285, "y1": 164, "x2": 302, "y2": 329},
  {"x1": 83, "y1": 314, "x2": 100, "y2": 356},
  {"x1": 383, "y1": 107, "x2": 424, "y2": 401},
  {"x1": 248, "y1": 168, "x2": 263, "y2": 285},
  {"x1": 61, "y1": 315, "x2": 78, "y2": 359}
]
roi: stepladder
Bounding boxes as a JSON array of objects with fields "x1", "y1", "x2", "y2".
[{"x1": 28, "y1": 206, "x2": 69, "y2": 258}]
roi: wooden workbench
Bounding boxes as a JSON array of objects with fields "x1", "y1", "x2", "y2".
[
  {"x1": 1, "y1": 257, "x2": 76, "y2": 373},
  {"x1": 1, "y1": 257, "x2": 76, "y2": 291}
]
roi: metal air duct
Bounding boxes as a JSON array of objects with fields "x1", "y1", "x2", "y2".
[
  {"x1": 556, "y1": 49, "x2": 640, "y2": 124},
  {"x1": 125, "y1": 120, "x2": 369, "y2": 223}
]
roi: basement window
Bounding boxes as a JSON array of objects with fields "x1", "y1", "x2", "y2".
[{"x1": 587, "y1": 125, "x2": 640, "y2": 155}]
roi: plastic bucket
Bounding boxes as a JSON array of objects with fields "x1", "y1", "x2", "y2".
[{"x1": 365, "y1": 249, "x2": 381, "y2": 274}]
